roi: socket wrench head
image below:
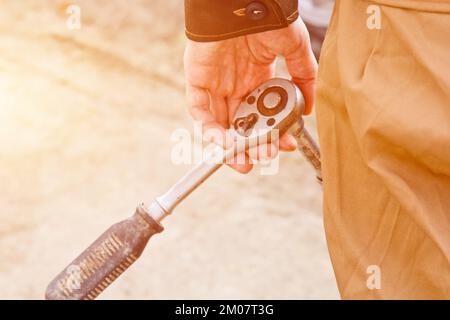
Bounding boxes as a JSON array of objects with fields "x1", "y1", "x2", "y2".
[{"x1": 230, "y1": 78, "x2": 304, "y2": 144}]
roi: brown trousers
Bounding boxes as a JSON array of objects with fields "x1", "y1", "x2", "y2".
[{"x1": 316, "y1": 0, "x2": 450, "y2": 299}]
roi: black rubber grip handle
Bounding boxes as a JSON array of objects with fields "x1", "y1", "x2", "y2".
[{"x1": 45, "y1": 205, "x2": 163, "y2": 300}]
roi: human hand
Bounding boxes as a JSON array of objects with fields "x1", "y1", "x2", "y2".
[{"x1": 184, "y1": 19, "x2": 317, "y2": 173}]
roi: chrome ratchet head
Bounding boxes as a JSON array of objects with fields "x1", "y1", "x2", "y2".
[{"x1": 230, "y1": 78, "x2": 304, "y2": 144}]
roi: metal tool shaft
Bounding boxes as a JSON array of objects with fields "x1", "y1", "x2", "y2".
[
  {"x1": 150, "y1": 136, "x2": 259, "y2": 221},
  {"x1": 150, "y1": 145, "x2": 230, "y2": 222}
]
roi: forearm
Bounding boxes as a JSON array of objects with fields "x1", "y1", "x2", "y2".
[{"x1": 184, "y1": 0, "x2": 299, "y2": 42}]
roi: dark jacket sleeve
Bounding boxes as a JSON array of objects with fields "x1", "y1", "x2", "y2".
[{"x1": 185, "y1": 0, "x2": 299, "y2": 42}]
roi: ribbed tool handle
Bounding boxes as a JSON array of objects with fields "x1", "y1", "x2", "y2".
[{"x1": 45, "y1": 205, "x2": 163, "y2": 300}]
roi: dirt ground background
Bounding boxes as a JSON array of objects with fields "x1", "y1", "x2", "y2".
[{"x1": 0, "y1": 0, "x2": 339, "y2": 299}]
